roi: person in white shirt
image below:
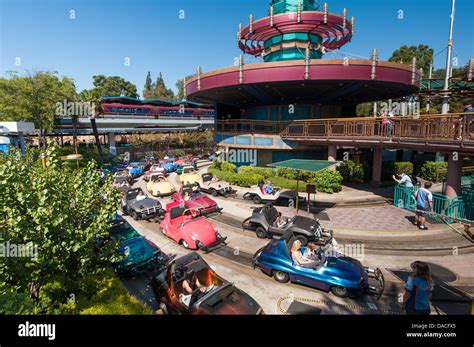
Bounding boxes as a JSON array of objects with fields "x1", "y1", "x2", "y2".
[{"x1": 136, "y1": 191, "x2": 147, "y2": 201}]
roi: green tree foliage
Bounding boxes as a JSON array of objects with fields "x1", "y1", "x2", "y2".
[
  {"x1": 337, "y1": 160, "x2": 364, "y2": 183},
  {"x1": 175, "y1": 74, "x2": 195, "y2": 102},
  {"x1": 90, "y1": 75, "x2": 138, "y2": 99},
  {"x1": 419, "y1": 161, "x2": 448, "y2": 183},
  {"x1": 0, "y1": 144, "x2": 122, "y2": 313},
  {"x1": 143, "y1": 72, "x2": 174, "y2": 100},
  {"x1": 389, "y1": 44, "x2": 434, "y2": 76},
  {"x1": 0, "y1": 71, "x2": 77, "y2": 148}
]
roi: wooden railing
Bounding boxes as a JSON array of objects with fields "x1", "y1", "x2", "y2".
[{"x1": 216, "y1": 113, "x2": 474, "y2": 145}]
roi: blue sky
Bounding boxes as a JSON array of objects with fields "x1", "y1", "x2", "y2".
[{"x1": 1, "y1": 0, "x2": 473, "y2": 96}]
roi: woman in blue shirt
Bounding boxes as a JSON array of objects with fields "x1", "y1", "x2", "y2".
[{"x1": 401, "y1": 261, "x2": 434, "y2": 315}]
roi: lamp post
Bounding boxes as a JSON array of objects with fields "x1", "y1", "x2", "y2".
[
  {"x1": 41, "y1": 152, "x2": 46, "y2": 169},
  {"x1": 441, "y1": 0, "x2": 456, "y2": 114}
]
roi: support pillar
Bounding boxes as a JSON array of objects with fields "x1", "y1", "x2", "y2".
[
  {"x1": 18, "y1": 132, "x2": 26, "y2": 154},
  {"x1": 371, "y1": 147, "x2": 382, "y2": 186},
  {"x1": 445, "y1": 154, "x2": 462, "y2": 199},
  {"x1": 327, "y1": 145, "x2": 337, "y2": 170},
  {"x1": 108, "y1": 132, "x2": 117, "y2": 156}
]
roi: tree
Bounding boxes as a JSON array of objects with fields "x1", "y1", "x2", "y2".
[
  {"x1": 142, "y1": 72, "x2": 174, "y2": 100},
  {"x1": 175, "y1": 74, "x2": 195, "y2": 102},
  {"x1": 0, "y1": 71, "x2": 77, "y2": 149},
  {"x1": 143, "y1": 71, "x2": 153, "y2": 98},
  {"x1": 389, "y1": 45, "x2": 434, "y2": 77},
  {"x1": 90, "y1": 75, "x2": 138, "y2": 99},
  {"x1": 0, "y1": 144, "x2": 121, "y2": 313}
]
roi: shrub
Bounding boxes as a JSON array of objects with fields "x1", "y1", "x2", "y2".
[
  {"x1": 208, "y1": 168, "x2": 263, "y2": 187},
  {"x1": 276, "y1": 167, "x2": 298, "y2": 180},
  {"x1": 239, "y1": 166, "x2": 274, "y2": 178},
  {"x1": 309, "y1": 169, "x2": 343, "y2": 193},
  {"x1": 220, "y1": 161, "x2": 237, "y2": 173},
  {"x1": 337, "y1": 160, "x2": 364, "y2": 183},
  {"x1": 393, "y1": 162, "x2": 414, "y2": 175},
  {"x1": 419, "y1": 161, "x2": 448, "y2": 182}
]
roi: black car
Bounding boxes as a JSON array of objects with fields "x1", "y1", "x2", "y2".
[
  {"x1": 242, "y1": 203, "x2": 333, "y2": 246},
  {"x1": 121, "y1": 188, "x2": 165, "y2": 221}
]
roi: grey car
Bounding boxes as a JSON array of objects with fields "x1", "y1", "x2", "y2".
[{"x1": 121, "y1": 188, "x2": 165, "y2": 221}]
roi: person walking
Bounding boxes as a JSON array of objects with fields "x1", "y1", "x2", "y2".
[
  {"x1": 401, "y1": 261, "x2": 434, "y2": 315},
  {"x1": 415, "y1": 181, "x2": 433, "y2": 230}
]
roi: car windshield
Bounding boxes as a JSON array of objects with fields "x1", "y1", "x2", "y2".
[{"x1": 192, "y1": 282, "x2": 232, "y2": 309}]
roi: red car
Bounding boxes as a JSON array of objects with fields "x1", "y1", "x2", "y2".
[
  {"x1": 160, "y1": 202, "x2": 226, "y2": 251},
  {"x1": 172, "y1": 186, "x2": 222, "y2": 215},
  {"x1": 150, "y1": 252, "x2": 264, "y2": 315}
]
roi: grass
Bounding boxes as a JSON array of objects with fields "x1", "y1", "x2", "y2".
[{"x1": 267, "y1": 176, "x2": 308, "y2": 192}]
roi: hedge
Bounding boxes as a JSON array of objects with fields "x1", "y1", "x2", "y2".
[
  {"x1": 419, "y1": 161, "x2": 448, "y2": 183},
  {"x1": 267, "y1": 176, "x2": 308, "y2": 191},
  {"x1": 337, "y1": 160, "x2": 364, "y2": 183},
  {"x1": 393, "y1": 162, "x2": 414, "y2": 175},
  {"x1": 310, "y1": 169, "x2": 343, "y2": 193},
  {"x1": 208, "y1": 168, "x2": 263, "y2": 187},
  {"x1": 239, "y1": 166, "x2": 274, "y2": 178}
]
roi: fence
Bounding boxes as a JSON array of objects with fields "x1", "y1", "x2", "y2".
[{"x1": 393, "y1": 185, "x2": 473, "y2": 223}]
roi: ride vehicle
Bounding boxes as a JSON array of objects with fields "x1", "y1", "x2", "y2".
[
  {"x1": 195, "y1": 173, "x2": 235, "y2": 197},
  {"x1": 114, "y1": 169, "x2": 133, "y2": 185},
  {"x1": 252, "y1": 232, "x2": 384, "y2": 299},
  {"x1": 150, "y1": 252, "x2": 264, "y2": 315},
  {"x1": 103, "y1": 217, "x2": 171, "y2": 277},
  {"x1": 176, "y1": 160, "x2": 197, "y2": 175},
  {"x1": 121, "y1": 188, "x2": 165, "y2": 221},
  {"x1": 160, "y1": 202, "x2": 226, "y2": 251},
  {"x1": 179, "y1": 165, "x2": 200, "y2": 185},
  {"x1": 138, "y1": 160, "x2": 152, "y2": 172},
  {"x1": 127, "y1": 162, "x2": 145, "y2": 178},
  {"x1": 242, "y1": 203, "x2": 334, "y2": 245},
  {"x1": 162, "y1": 160, "x2": 178, "y2": 173},
  {"x1": 143, "y1": 163, "x2": 167, "y2": 182},
  {"x1": 173, "y1": 185, "x2": 222, "y2": 215},
  {"x1": 243, "y1": 184, "x2": 306, "y2": 206},
  {"x1": 146, "y1": 173, "x2": 176, "y2": 197}
]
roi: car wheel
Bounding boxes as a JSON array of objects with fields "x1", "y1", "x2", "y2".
[
  {"x1": 161, "y1": 227, "x2": 166, "y2": 235},
  {"x1": 211, "y1": 189, "x2": 218, "y2": 197},
  {"x1": 253, "y1": 195, "x2": 262, "y2": 204},
  {"x1": 255, "y1": 227, "x2": 268, "y2": 239},
  {"x1": 331, "y1": 286, "x2": 349, "y2": 298},
  {"x1": 121, "y1": 206, "x2": 128, "y2": 216},
  {"x1": 131, "y1": 211, "x2": 139, "y2": 221},
  {"x1": 181, "y1": 240, "x2": 189, "y2": 249},
  {"x1": 155, "y1": 191, "x2": 161, "y2": 197},
  {"x1": 295, "y1": 235, "x2": 308, "y2": 246},
  {"x1": 273, "y1": 270, "x2": 290, "y2": 283}
]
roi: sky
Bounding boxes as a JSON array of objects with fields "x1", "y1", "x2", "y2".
[{"x1": 1, "y1": 0, "x2": 473, "y2": 96}]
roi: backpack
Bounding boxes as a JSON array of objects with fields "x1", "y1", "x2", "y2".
[{"x1": 410, "y1": 174, "x2": 418, "y2": 186}]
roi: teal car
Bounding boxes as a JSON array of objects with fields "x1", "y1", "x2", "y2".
[
  {"x1": 176, "y1": 161, "x2": 197, "y2": 175},
  {"x1": 109, "y1": 217, "x2": 170, "y2": 277}
]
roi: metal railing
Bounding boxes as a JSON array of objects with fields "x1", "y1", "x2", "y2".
[{"x1": 216, "y1": 113, "x2": 474, "y2": 144}]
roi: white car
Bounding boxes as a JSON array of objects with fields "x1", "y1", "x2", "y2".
[
  {"x1": 196, "y1": 173, "x2": 235, "y2": 197},
  {"x1": 242, "y1": 185, "x2": 306, "y2": 206}
]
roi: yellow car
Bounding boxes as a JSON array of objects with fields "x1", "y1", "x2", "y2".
[
  {"x1": 146, "y1": 174, "x2": 176, "y2": 197},
  {"x1": 179, "y1": 166, "x2": 200, "y2": 186}
]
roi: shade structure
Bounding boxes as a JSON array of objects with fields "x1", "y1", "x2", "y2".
[{"x1": 267, "y1": 159, "x2": 338, "y2": 172}]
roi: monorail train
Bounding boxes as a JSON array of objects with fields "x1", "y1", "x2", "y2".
[{"x1": 101, "y1": 103, "x2": 214, "y2": 118}]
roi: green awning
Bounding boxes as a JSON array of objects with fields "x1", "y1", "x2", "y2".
[{"x1": 267, "y1": 159, "x2": 338, "y2": 172}]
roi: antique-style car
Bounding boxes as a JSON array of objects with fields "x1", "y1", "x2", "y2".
[
  {"x1": 121, "y1": 188, "x2": 165, "y2": 221},
  {"x1": 127, "y1": 162, "x2": 145, "y2": 178},
  {"x1": 150, "y1": 252, "x2": 264, "y2": 314},
  {"x1": 162, "y1": 160, "x2": 178, "y2": 173},
  {"x1": 172, "y1": 186, "x2": 222, "y2": 215},
  {"x1": 105, "y1": 217, "x2": 170, "y2": 277},
  {"x1": 179, "y1": 166, "x2": 200, "y2": 185},
  {"x1": 195, "y1": 173, "x2": 235, "y2": 197},
  {"x1": 242, "y1": 203, "x2": 334, "y2": 246},
  {"x1": 252, "y1": 232, "x2": 384, "y2": 299},
  {"x1": 176, "y1": 161, "x2": 197, "y2": 175},
  {"x1": 160, "y1": 202, "x2": 226, "y2": 251},
  {"x1": 146, "y1": 173, "x2": 176, "y2": 197},
  {"x1": 143, "y1": 163, "x2": 168, "y2": 182},
  {"x1": 113, "y1": 169, "x2": 133, "y2": 185},
  {"x1": 243, "y1": 184, "x2": 306, "y2": 206}
]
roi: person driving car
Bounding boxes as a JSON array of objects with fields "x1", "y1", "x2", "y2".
[
  {"x1": 291, "y1": 240, "x2": 318, "y2": 268},
  {"x1": 273, "y1": 212, "x2": 287, "y2": 228},
  {"x1": 264, "y1": 181, "x2": 274, "y2": 195},
  {"x1": 179, "y1": 274, "x2": 216, "y2": 308},
  {"x1": 136, "y1": 191, "x2": 147, "y2": 201}
]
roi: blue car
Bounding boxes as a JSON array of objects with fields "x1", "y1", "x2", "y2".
[
  {"x1": 252, "y1": 232, "x2": 384, "y2": 299},
  {"x1": 127, "y1": 162, "x2": 144, "y2": 178},
  {"x1": 162, "y1": 160, "x2": 177, "y2": 173}
]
